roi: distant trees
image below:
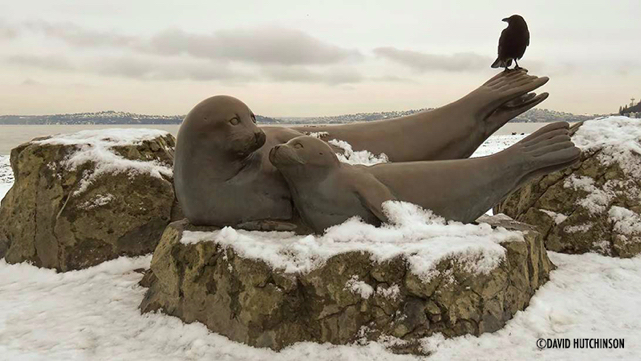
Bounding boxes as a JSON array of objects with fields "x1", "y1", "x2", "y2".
[{"x1": 619, "y1": 97, "x2": 641, "y2": 116}]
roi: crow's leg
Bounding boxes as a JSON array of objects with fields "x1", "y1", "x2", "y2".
[{"x1": 514, "y1": 59, "x2": 521, "y2": 70}]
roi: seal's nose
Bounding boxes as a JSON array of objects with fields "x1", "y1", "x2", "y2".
[
  {"x1": 269, "y1": 145, "x2": 280, "y2": 163},
  {"x1": 255, "y1": 131, "x2": 266, "y2": 147}
]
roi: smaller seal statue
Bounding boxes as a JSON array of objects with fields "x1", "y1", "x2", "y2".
[{"x1": 270, "y1": 122, "x2": 580, "y2": 234}]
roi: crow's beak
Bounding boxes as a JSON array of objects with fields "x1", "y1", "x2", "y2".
[{"x1": 502, "y1": 17, "x2": 509, "y2": 22}]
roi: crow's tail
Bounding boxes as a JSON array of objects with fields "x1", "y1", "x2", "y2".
[{"x1": 491, "y1": 57, "x2": 512, "y2": 68}]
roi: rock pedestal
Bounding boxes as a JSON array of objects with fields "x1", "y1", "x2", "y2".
[
  {"x1": 0, "y1": 129, "x2": 178, "y2": 271},
  {"x1": 140, "y1": 215, "x2": 552, "y2": 354},
  {"x1": 495, "y1": 117, "x2": 641, "y2": 257}
]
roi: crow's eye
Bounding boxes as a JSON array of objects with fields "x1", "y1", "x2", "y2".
[
  {"x1": 229, "y1": 117, "x2": 240, "y2": 125},
  {"x1": 294, "y1": 143, "x2": 304, "y2": 149}
]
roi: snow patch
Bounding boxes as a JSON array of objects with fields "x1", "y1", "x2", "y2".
[
  {"x1": 328, "y1": 139, "x2": 389, "y2": 166},
  {"x1": 181, "y1": 201, "x2": 519, "y2": 281},
  {"x1": 79, "y1": 194, "x2": 115, "y2": 210},
  {"x1": 609, "y1": 206, "x2": 641, "y2": 237},
  {"x1": 539, "y1": 209, "x2": 568, "y2": 224},
  {"x1": 377, "y1": 284, "x2": 401, "y2": 300},
  {"x1": 471, "y1": 135, "x2": 526, "y2": 158},
  {"x1": 564, "y1": 175, "x2": 612, "y2": 214},
  {"x1": 305, "y1": 131, "x2": 329, "y2": 139},
  {"x1": 0, "y1": 183, "x2": 10, "y2": 201},
  {"x1": 573, "y1": 116, "x2": 641, "y2": 178},
  {"x1": 345, "y1": 276, "x2": 374, "y2": 299},
  {"x1": 564, "y1": 223, "x2": 593, "y2": 233}
]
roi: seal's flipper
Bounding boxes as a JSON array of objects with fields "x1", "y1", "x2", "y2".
[{"x1": 353, "y1": 175, "x2": 397, "y2": 223}]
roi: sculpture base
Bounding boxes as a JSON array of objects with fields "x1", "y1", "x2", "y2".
[{"x1": 140, "y1": 214, "x2": 552, "y2": 355}]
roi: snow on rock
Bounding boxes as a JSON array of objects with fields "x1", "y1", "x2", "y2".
[
  {"x1": 0, "y1": 129, "x2": 177, "y2": 271},
  {"x1": 140, "y1": 210, "x2": 553, "y2": 354},
  {"x1": 180, "y1": 201, "x2": 519, "y2": 280},
  {"x1": 345, "y1": 275, "x2": 375, "y2": 299},
  {"x1": 539, "y1": 209, "x2": 568, "y2": 225},
  {"x1": 573, "y1": 116, "x2": 641, "y2": 178},
  {"x1": 495, "y1": 117, "x2": 641, "y2": 257},
  {"x1": 35, "y1": 128, "x2": 173, "y2": 195}
]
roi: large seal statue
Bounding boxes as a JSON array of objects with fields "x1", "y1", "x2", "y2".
[
  {"x1": 269, "y1": 123, "x2": 580, "y2": 233},
  {"x1": 175, "y1": 70, "x2": 550, "y2": 229}
]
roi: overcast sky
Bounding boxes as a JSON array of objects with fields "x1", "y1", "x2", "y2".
[{"x1": 1, "y1": 0, "x2": 640, "y2": 116}]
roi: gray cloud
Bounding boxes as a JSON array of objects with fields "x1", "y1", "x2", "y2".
[
  {"x1": 4, "y1": 54, "x2": 247, "y2": 82},
  {"x1": 262, "y1": 65, "x2": 364, "y2": 84},
  {"x1": 373, "y1": 47, "x2": 492, "y2": 72},
  {"x1": 6, "y1": 54, "x2": 75, "y2": 71},
  {"x1": 20, "y1": 21, "x2": 362, "y2": 66},
  {"x1": 148, "y1": 27, "x2": 363, "y2": 65},
  {"x1": 24, "y1": 20, "x2": 135, "y2": 47}
]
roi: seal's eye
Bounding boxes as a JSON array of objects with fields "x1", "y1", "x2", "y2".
[
  {"x1": 229, "y1": 117, "x2": 240, "y2": 126},
  {"x1": 294, "y1": 143, "x2": 304, "y2": 149},
  {"x1": 251, "y1": 114, "x2": 257, "y2": 124}
]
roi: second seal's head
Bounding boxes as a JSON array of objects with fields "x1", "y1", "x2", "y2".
[{"x1": 270, "y1": 136, "x2": 339, "y2": 174}]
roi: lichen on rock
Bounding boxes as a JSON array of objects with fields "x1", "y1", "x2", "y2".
[
  {"x1": 140, "y1": 206, "x2": 553, "y2": 355},
  {"x1": 495, "y1": 117, "x2": 641, "y2": 257},
  {"x1": 0, "y1": 129, "x2": 178, "y2": 271}
]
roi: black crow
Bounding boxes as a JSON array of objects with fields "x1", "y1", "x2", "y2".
[{"x1": 491, "y1": 14, "x2": 530, "y2": 70}]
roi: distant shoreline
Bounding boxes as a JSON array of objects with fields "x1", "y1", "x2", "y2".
[{"x1": 0, "y1": 108, "x2": 609, "y2": 126}]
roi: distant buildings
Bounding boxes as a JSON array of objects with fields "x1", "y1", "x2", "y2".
[{"x1": 619, "y1": 98, "x2": 641, "y2": 118}]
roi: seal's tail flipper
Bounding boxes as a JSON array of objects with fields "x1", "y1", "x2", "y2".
[{"x1": 512, "y1": 122, "x2": 581, "y2": 180}]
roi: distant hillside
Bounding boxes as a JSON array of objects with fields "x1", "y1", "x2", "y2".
[
  {"x1": 0, "y1": 108, "x2": 606, "y2": 125},
  {"x1": 279, "y1": 108, "x2": 606, "y2": 124},
  {"x1": 0, "y1": 111, "x2": 282, "y2": 125}
]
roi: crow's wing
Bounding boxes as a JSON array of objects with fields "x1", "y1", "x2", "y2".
[{"x1": 497, "y1": 28, "x2": 509, "y2": 56}]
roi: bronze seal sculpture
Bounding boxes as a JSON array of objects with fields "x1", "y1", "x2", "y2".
[{"x1": 174, "y1": 70, "x2": 565, "y2": 231}]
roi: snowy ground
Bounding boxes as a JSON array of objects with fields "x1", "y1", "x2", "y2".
[{"x1": 1, "y1": 131, "x2": 640, "y2": 360}]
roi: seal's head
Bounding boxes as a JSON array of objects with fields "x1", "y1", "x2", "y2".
[
  {"x1": 181, "y1": 95, "x2": 266, "y2": 158},
  {"x1": 270, "y1": 136, "x2": 339, "y2": 176}
]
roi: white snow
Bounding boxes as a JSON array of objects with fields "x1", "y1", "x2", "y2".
[
  {"x1": 305, "y1": 131, "x2": 330, "y2": 139},
  {"x1": 1, "y1": 251, "x2": 640, "y2": 360},
  {"x1": 539, "y1": 209, "x2": 569, "y2": 225},
  {"x1": 328, "y1": 139, "x2": 389, "y2": 166},
  {"x1": 0, "y1": 183, "x2": 10, "y2": 201},
  {"x1": 345, "y1": 276, "x2": 375, "y2": 299},
  {"x1": 564, "y1": 223, "x2": 594, "y2": 234},
  {"x1": 573, "y1": 116, "x2": 641, "y2": 178},
  {"x1": 564, "y1": 175, "x2": 613, "y2": 215},
  {"x1": 34, "y1": 129, "x2": 173, "y2": 196},
  {"x1": 181, "y1": 201, "x2": 520, "y2": 281},
  {"x1": 376, "y1": 284, "x2": 401, "y2": 300},
  {"x1": 79, "y1": 194, "x2": 115, "y2": 210},
  {"x1": 471, "y1": 135, "x2": 525, "y2": 158},
  {"x1": 609, "y1": 206, "x2": 641, "y2": 237}
]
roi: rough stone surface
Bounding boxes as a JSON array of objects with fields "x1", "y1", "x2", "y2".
[
  {"x1": 495, "y1": 121, "x2": 641, "y2": 258},
  {"x1": 0, "y1": 130, "x2": 178, "y2": 271},
  {"x1": 140, "y1": 215, "x2": 553, "y2": 355}
]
